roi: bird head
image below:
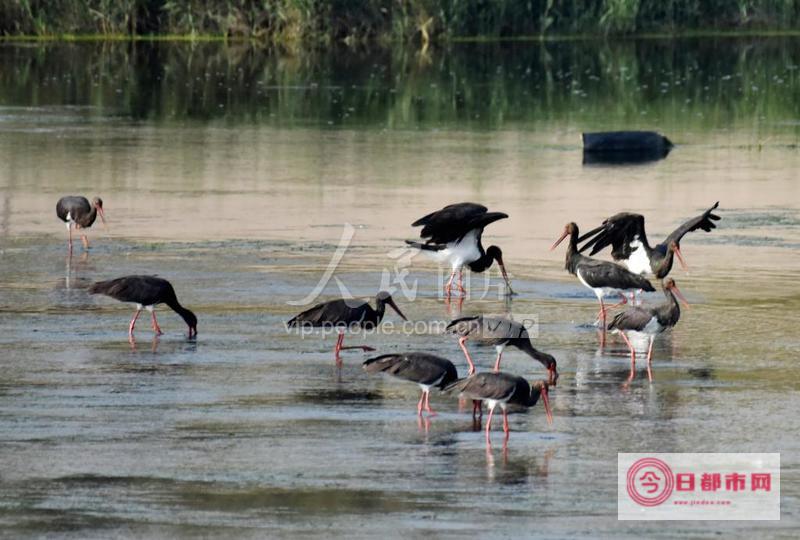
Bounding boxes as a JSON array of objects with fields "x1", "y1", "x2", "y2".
[
  {"x1": 92, "y1": 197, "x2": 107, "y2": 226},
  {"x1": 668, "y1": 240, "x2": 688, "y2": 271},
  {"x1": 184, "y1": 310, "x2": 198, "y2": 338},
  {"x1": 376, "y1": 291, "x2": 407, "y2": 321},
  {"x1": 486, "y1": 245, "x2": 514, "y2": 295},
  {"x1": 551, "y1": 222, "x2": 578, "y2": 250},
  {"x1": 663, "y1": 278, "x2": 690, "y2": 308}
]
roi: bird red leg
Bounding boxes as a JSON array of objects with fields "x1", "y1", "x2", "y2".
[
  {"x1": 151, "y1": 311, "x2": 163, "y2": 335},
  {"x1": 444, "y1": 271, "x2": 456, "y2": 298},
  {"x1": 129, "y1": 308, "x2": 142, "y2": 336},
  {"x1": 456, "y1": 269, "x2": 465, "y2": 296},
  {"x1": 493, "y1": 350, "x2": 503, "y2": 372},
  {"x1": 502, "y1": 409, "x2": 510, "y2": 442},
  {"x1": 423, "y1": 390, "x2": 437, "y2": 416},
  {"x1": 472, "y1": 400, "x2": 482, "y2": 419},
  {"x1": 485, "y1": 406, "x2": 495, "y2": 444},
  {"x1": 68, "y1": 224, "x2": 73, "y2": 252},
  {"x1": 646, "y1": 335, "x2": 655, "y2": 382},
  {"x1": 334, "y1": 332, "x2": 344, "y2": 367},
  {"x1": 458, "y1": 337, "x2": 475, "y2": 375},
  {"x1": 596, "y1": 297, "x2": 606, "y2": 326},
  {"x1": 619, "y1": 332, "x2": 636, "y2": 381},
  {"x1": 417, "y1": 391, "x2": 425, "y2": 416},
  {"x1": 81, "y1": 234, "x2": 89, "y2": 250}
]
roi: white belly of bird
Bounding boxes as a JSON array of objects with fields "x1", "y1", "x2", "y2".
[
  {"x1": 424, "y1": 229, "x2": 481, "y2": 270},
  {"x1": 625, "y1": 240, "x2": 653, "y2": 276},
  {"x1": 576, "y1": 268, "x2": 617, "y2": 300}
]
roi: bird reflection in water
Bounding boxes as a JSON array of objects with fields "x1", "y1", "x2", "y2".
[
  {"x1": 485, "y1": 445, "x2": 556, "y2": 482},
  {"x1": 128, "y1": 334, "x2": 160, "y2": 353}
]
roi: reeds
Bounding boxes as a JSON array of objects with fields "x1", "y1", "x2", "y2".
[{"x1": 1, "y1": 1, "x2": 800, "y2": 42}]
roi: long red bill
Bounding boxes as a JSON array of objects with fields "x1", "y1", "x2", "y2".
[
  {"x1": 541, "y1": 387, "x2": 553, "y2": 425},
  {"x1": 388, "y1": 299, "x2": 408, "y2": 321},
  {"x1": 498, "y1": 261, "x2": 515, "y2": 295},
  {"x1": 673, "y1": 244, "x2": 688, "y2": 271},
  {"x1": 672, "y1": 285, "x2": 691, "y2": 309},
  {"x1": 550, "y1": 230, "x2": 569, "y2": 251}
]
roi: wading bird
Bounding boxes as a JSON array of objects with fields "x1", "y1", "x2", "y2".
[
  {"x1": 446, "y1": 372, "x2": 552, "y2": 444},
  {"x1": 56, "y1": 196, "x2": 106, "y2": 252},
  {"x1": 577, "y1": 202, "x2": 720, "y2": 278},
  {"x1": 446, "y1": 315, "x2": 558, "y2": 385},
  {"x1": 551, "y1": 222, "x2": 655, "y2": 326},
  {"x1": 607, "y1": 278, "x2": 689, "y2": 382},
  {"x1": 287, "y1": 291, "x2": 407, "y2": 366},
  {"x1": 88, "y1": 275, "x2": 197, "y2": 338},
  {"x1": 363, "y1": 353, "x2": 458, "y2": 416},
  {"x1": 406, "y1": 202, "x2": 514, "y2": 297}
]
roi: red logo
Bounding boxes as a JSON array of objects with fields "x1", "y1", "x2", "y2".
[{"x1": 627, "y1": 458, "x2": 675, "y2": 506}]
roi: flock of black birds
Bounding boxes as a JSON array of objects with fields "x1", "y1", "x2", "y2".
[{"x1": 57, "y1": 196, "x2": 721, "y2": 446}]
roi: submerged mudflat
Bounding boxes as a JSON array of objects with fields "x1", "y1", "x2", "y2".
[{"x1": 1, "y1": 39, "x2": 799, "y2": 537}]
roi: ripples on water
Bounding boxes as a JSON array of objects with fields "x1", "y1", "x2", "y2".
[{"x1": 1, "y1": 39, "x2": 799, "y2": 537}]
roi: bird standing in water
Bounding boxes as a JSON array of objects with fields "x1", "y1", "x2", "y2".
[
  {"x1": 446, "y1": 372, "x2": 553, "y2": 445},
  {"x1": 363, "y1": 352, "x2": 459, "y2": 416},
  {"x1": 578, "y1": 202, "x2": 721, "y2": 278},
  {"x1": 287, "y1": 291, "x2": 407, "y2": 367},
  {"x1": 406, "y1": 202, "x2": 514, "y2": 298},
  {"x1": 88, "y1": 275, "x2": 197, "y2": 339},
  {"x1": 607, "y1": 278, "x2": 689, "y2": 382},
  {"x1": 551, "y1": 222, "x2": 655, "y2": 327},
  {"x1": 56, "y1": 196, "x2": 106, "y2": 252}
]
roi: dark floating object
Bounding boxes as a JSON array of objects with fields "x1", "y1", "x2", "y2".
[
  {"x1": 582, "y1": 131, "x2": 673, "y2": 165},
  {"x1": 89, "y1": 275, "x2": 198, "y2": 338},
  {"x1": 363, "y1": 352, "x2": 458, "y2": 416}
]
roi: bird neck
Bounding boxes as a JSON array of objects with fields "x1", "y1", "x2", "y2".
[
  {"x1": 565, "y1": 228, "x2": 581, "y2": 274},
  {"x1": 515, "y1": 339, "x2": 554, "y2": 371},
  {"x1": 373, "y1": 297, "x2": 387, "y2": 321},
  {"x1": 527, "y1": 386, "x2": 544, "y2": 408},
  {"x1": 468, "y1": 248, "x2": 493, "y2": 272},
  {"x1": 652, "y1": 247, "x2": 673, "y2": 278},
  {"x1": 167, "y1": 298, "x2": 195, "y2": 327},
  {"x1": 658, "y1": 288, "x2": 681, "y2": 325},
  {"x1": 79, "y1": 205, "x2": 98, "y2": 227}
]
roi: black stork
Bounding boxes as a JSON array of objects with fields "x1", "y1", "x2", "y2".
[
  {"x1": 551, "y1": 222, "x2": 655, "y2": 326},
  {"x1": 56, "y1": 196, "x2": 106, "y2": 252},
  {"x1": 88, "y1": 275, "x2": 197, "y2": 338},
  {"x1": 607, "y1": 278, "x2": 689, "y2": 382},
  {"x1": 287, "y1": 291, "x2": 407, "y2": 367},
  {"x1": 445, "y1": 315, "x2": 558, "y2": 385},
  {"x1": 406, "y1": 202, "x2": 514, "y2": 297},
  {"x1": 446, "y1": 372, "x2": 553, "y2": 444},
  {"x1": 577, "y1": 202, "x2": 721, "y2": 278},
  {"x1": 363, "y1": 352, "x2": 459, "y2": 416}
]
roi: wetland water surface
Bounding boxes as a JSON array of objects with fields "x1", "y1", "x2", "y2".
[{"x1": 1, "y1": 39, "x2": 799, "y2": 537}]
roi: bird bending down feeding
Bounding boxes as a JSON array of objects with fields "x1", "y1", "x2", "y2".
[
  {"x1": 88, "y1": 275, "x2": 197, "y2": 338},
  {"x1": 551, "y1": 222, "x2": 655, "y2": 326},
  {"x1": 56, "y1": 196, "x2": 107, "y2": 252},
  {"x1": 577, "y1": 202, "x2": 721, "y2": 278},
  {"x1": 363, "y1": 353, "x2": 458, "y2": 416},
  {"x1": 446, "y1": 315, "x2": 558, "y2": 385},
  {"x1": 446, "y1": 372, "x2": 553, "y2": 444},
  {"x1": 607, "y1": 278, "x2": 689, "y2": 382},
  {"x1": 287, "y1": 291, "x2": 407, "y2": 367},
  {"x1": 406, "y1": 202, "x2": 514, "y2": 297}
]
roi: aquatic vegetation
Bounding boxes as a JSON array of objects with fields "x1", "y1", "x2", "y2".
[{"x1": 2, "y1": 1, "x2": 800, "y2": 43}]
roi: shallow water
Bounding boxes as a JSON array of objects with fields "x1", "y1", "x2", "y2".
[{"x1": 1, "y1": 40, "x2": 799, "y2": 537}]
